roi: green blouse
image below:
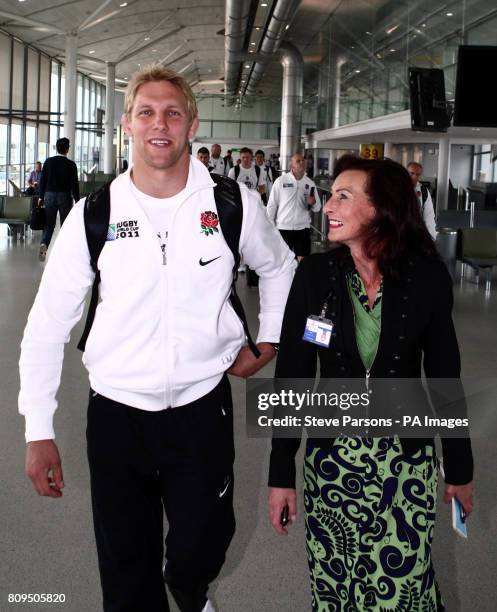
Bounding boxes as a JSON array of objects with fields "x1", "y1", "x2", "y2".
[{"x1": 347, "y1": 270, "x2": 382, "y2": 371}]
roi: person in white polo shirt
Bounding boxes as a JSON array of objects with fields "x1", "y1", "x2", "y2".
[
  {"x1": 210, "y1": 143, "x2": 226, "y2": 176},
  {"x1": 228, "y1": 147, "x2": 265, "y2": 197},
  {"x1": 267, "y1": 153, "x2": 321, "y2": 260}
]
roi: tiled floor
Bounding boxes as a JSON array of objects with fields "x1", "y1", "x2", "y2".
[{"x1": 1, "y1": 227, "x2": 495, "y2": 611}]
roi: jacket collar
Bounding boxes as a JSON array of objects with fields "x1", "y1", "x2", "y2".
[{"x1": 116, "y1": 155, "x2": 215, "y2": 202}]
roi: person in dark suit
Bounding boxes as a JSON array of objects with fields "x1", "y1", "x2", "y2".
[
  {"x1": 38, "y1": 137, "x2": 79, "y2": 261},
  {"x1": 268, "y1": 154, "x2": 474, "y2": 611}
]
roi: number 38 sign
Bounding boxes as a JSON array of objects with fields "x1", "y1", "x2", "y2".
[{"x1": 360, "y1": 144, "x2": 384, "y2": 160}]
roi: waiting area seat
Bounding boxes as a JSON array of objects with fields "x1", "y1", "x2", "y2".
[
  {"x1": 459, "y1": 228, "x2": 497, "y2": 294},
  {"x1": 0, "y1": 196, "x2": 32, "y2": 239}
]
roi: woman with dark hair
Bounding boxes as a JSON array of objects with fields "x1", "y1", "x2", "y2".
[{"x1": 268, "y1": 155, "x2": 474, "y2": 611}]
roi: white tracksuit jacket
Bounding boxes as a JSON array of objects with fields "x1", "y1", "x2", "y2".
[
  {"x1": 267, "y1": 171, "x2": 321, "y2": 230},
  {"x1": 19, "y1": 157, "x2": 296, "y2": 442}
]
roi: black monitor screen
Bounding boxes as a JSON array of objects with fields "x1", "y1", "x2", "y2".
[{"x1": 454, "y1": 45, "x2": 497, "y2": 127}]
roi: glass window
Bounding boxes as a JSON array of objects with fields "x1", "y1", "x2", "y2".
[
  {"x1": 39, "y1": 56, "x2": 51, "y2": 118},
  {"x1": 50, "y1": 61, "x2": 60, "y2": 115},
  {"x1": 0, "y1": 122, "x2": 8, "y2": 195},
  {"x1": 49, "y1": 124, "x2": 58, "y2": 156},
  {"x1": 77, "y1": 74, "x2": 83, "y2": 124},
  {"x1": 60, "y1": 66, "x2": 65, "y2": 119},
  {"x1": 10, "y1": 123, "x2": 22, "y2": 164},
  {"x1": 11, "y1": 41, "x2": 24, "y2": 112},
  {"x1": 0, "y1": 33, "x2": 11, "y2": 110},
  {"x1": 27, "y1": 49, "x2": 39, "y2": 114},
  {"x1": 25, "y1": 123, "x2": 36, "y2": 173}
]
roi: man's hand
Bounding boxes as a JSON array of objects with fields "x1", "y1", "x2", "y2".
[
  {"x1": 257, "y1": 184, "x2": 266, "y2": 195},
  {"x1": 307, "y1": 194, "x2": 316, "y2": 206},
  {"x1": 444, "y1": 481, "x2": 474, "y2": 517},
  {"x1": 269, "y1": 487, "x2": 297, "y2": 536},
  {"x1": 227, "y1": 342, "x2": 276, "y2": 378},
  {"x1": 26, "y1": 440, "x2": 64, "y2": 498}
]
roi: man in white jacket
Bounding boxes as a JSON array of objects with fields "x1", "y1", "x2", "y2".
[
  {"x1": 267, "y1": 153, "x2": 321, "y2": 260},
  {"x1": 19, "y1": 65, "x2": 295, "y2": 612}
]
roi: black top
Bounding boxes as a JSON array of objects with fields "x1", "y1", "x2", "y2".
[
  {"x1": 39, "y1": 154, "x2": 80, "y2": 201},
  {"x1": 269, "y1": 246, "x2": 474, "y2": 488}
]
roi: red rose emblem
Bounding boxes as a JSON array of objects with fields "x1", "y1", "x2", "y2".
[{"x1": 200, "y1": 211, "x2": 219, "y2": 236}]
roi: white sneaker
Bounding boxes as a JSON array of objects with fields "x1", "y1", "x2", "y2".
[
  {"x1": 202, "y1": 600, "x2": 216, "y2": 612},
  {"x1": 38, "y1": 244, "x2": 47, "y2": 262}
]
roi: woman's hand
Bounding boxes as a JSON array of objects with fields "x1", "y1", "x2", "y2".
[
  {"x1": 268, "y1": 487, "x2": 297, "y2": 536},
  {"x1": 443, "y1": 481, "x2": 474, "y2": 516}
]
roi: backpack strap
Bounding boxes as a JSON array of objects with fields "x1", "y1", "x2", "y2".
[
  {"x1": 234, "y1": 165, "x2": 240, "y2": 180},
  {"x1": 212, "y1": 174, "x2": 261, "y2": 358},
  {"x1": 255, "y1": 164, "x2": 260, "y2": 180},
  {"x1": 77, "y1": 181, "x2": 112, "y2": 352}
]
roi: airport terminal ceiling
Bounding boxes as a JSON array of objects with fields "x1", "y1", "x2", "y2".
[{"x1": 0, "y1": 0, "x2": 496, "y2": 113}]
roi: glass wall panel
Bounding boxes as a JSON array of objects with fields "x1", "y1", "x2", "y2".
[
  {"x1": 39, "y1": 56, "x2": 50, "y2": 118},
  {"x1": 26, "y1": 48, "x2": 39, "y2": 113},
  {"x1": 77, "y1": 74, "x2": 83, "y2": 124},
  {"x1": 50, "y1": 61, "x2": 59, "y2": 115},
  {"x1": 0, "y1": 33, "x2": 11, "y2": 110},
  {"x1": 11, "y1": 41, "x2": 24, "y2": 112},
  {"x1": 0, "y1": 123, "x2": 8, "y2": 194},
  {"x1": 25, "y1": 123, "x2": 36, "y2": 178}
]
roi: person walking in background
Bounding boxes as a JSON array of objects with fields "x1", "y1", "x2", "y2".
[
  {"x1": 267, "y1": 153, "x2": 321, "y2": 260},
  {"x1": 38, "y1": 137, "x2": 79, "y2": 262},
  {"x1": 406, "y1": 161, "x2": 436, "y2": 239}
]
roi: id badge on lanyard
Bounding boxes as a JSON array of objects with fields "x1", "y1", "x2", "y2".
[{"x1": 303, "y1": 314, "x2": 333, "y2": 347}]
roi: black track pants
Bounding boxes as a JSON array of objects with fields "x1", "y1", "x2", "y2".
[{"x1": 86, "y1": 376, "x2": 236, "y2": 612}]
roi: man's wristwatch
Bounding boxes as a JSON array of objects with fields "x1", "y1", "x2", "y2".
[{"x1": 270, "y1": 343, "x2": 280, "y2": 354}]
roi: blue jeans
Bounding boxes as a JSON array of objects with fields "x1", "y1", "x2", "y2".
[{"x1": 41, "y1": 192, "x2": 73, "y2": 247}]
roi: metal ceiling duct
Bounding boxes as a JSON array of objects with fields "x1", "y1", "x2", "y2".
[
  {"x1": 244, "y1": 0, "x2": 301, "y2": 97},
  {"x1": 224, "y1": 0, "x2": 252, "y2": 101},
  {"x1": 278, "y1": 41, "x2": 303, "y2": 173}
]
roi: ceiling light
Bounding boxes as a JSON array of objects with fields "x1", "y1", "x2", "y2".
[
  {"x1": 446, "y1": 12, "x2": 454, "y2": 17},
  {"x1": 18, "y1": 0, "x2": 26, "y2": 2},
  {"x1": 249, "y1": 50, "x2": 254, "y2": 53},
  {"x1": 89, "y1": 50, "x2": 95, "y2": 54},
  {"x1": 250, "y1": 42, "x2": 256, "y2": 46},
  {"x1": 120, "y1": 2, "x2": 128, "y2": 6},
  {"x1": 152, "y1": 49, "x2": 157, "y2": 52},
  {"x1": 261, "y1": 2, "x2": 268, "y2": 6},
  {"x1": 350, "y1": 46, "x2": 355, "y2": 49},
  {"x1": 366, "y1": 31, "x2": 372, "y2": 36},
  {"x1": 144, "y1": 37, "x2": 150, "y2": 41},
  {"x1": 390, "y1": 48, "x2": 396, "y2": 52},
  {"x1": 386, "y1": 24, "x2": 399, "y2": 35},
  {"x1": 241, "y1": 79, "x2": 246, "y2": 83},
  {"x1": 285, "y1": 25, "x2": 290, "y2": 30},
  {"x1": 355, "y1": 69, "x2": 361, "y2": 73},
  {"x1": 255, "y1": 27, "x2": 261, "y2": 31},
  {"x1": 422, "y1": 23, "x2": 427, "y2": 27},
  {"x1": 245, "y1": 64, "x2": 250, "y2": 68}
]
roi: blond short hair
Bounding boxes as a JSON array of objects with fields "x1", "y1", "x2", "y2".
[{"x1": 123, "y1": 64, "x2": 198, "y2": 123}]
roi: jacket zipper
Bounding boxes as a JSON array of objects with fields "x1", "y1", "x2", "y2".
[{"x1": 347, "y1": 283, "x2": 382, "y2": 436}]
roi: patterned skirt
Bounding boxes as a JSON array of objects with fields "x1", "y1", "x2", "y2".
[{"x1": 303, "y1": 436, "x2": 443, "y2": 612}]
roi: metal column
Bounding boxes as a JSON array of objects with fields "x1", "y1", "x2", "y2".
[
  {"x1": 63, "y1": 32, "x2": 78, "y2": 149},
  {"x1": 104, "y1": 62, "x2": 116, "y2": 174}
]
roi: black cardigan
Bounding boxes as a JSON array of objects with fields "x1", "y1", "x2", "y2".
[{"x1": 269, "y1": 246, "x2": 473, "y2": 488}]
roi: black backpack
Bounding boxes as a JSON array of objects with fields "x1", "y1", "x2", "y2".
[{"x1": 77, "y1": 174, "x2": 261, "y2": 358}]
